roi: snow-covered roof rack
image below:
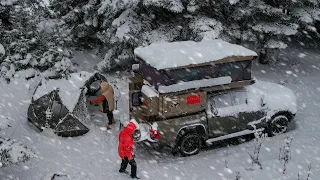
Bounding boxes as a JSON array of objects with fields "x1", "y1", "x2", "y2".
[{"x1": 134, "y1": 39, "x2": 258, "y2": 70}]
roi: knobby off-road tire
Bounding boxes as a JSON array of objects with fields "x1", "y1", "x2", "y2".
[
  {"x1": 268, "y1": 115, "x2": 289, "y2": 136},
  {"x1": 178, "y1": 133, "x2": 202, "y2": 156}
]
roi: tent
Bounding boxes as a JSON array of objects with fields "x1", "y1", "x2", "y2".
[{"x1": 27, "y1": 71, "x2": 108, "y2": 137}]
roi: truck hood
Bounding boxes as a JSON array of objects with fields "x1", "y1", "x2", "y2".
[{"x1": 249, "y1": 80, "x2": 297, "y2": 116}]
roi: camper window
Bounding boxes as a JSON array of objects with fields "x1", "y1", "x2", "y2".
[{"x1": 169, "y1": 68, "x2": 200, "y2": 83}]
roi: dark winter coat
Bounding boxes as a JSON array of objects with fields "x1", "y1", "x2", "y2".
[{"x1": 89, "y1": 82, "x2": 114, "y2": 112}]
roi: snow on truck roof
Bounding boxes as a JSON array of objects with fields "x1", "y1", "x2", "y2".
[
  {"x1": 134, "y1": 39, "x2": 258, "y2": 70},
  {"x1": 33, "y1": 71, "x2": 93, "y2": 111}
]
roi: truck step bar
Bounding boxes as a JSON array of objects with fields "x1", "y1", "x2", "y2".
[{"x1": 206, "y1": 128, "x2": 265, "y2": 145}]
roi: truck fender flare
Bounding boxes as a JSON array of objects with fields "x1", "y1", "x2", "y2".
[{"x1": 177, "y1": 124, "x2": 207, "y2": 138}]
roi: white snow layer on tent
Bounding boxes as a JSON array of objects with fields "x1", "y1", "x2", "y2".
[
  {"x1": 33, "y1": 71, "x2": 93, "y2": 111},
  {"x1": 158, "y1": 76, "x2": 232, "y2": 93},
  {"x1": 134, "y1": 39, "x2": 257, "y2": 70},
  {"x1": 141, "y1": 85, "x2": 159, "y2": 97},
  {"x1": 0, "y1": 43, "x2": 5, "y2": 55}
]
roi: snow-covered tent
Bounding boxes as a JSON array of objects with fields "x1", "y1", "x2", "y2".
[{"x1": 27, "y1": 71, "x2": 108, "y2": 137}]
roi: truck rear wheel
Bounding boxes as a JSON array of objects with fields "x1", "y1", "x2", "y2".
[{"x1": 178, "y1": 133, "x2": 202, "y2": 156}]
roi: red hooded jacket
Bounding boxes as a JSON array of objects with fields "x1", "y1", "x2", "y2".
[{"x1": 118, "y1": 122, "x2": 136, "y2": 160}]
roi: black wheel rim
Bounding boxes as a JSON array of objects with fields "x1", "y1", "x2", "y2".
[
  {"x1": 181, "y1": 135, "x2": 200, "y2": 155},
  {"x1": 271, "y1": 116, "x2": 288, "y2": 135}
]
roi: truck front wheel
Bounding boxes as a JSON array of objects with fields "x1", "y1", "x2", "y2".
[
  {"x1": 267, "y1": 115, "x2": 289, "y2": 136},
  {"x1": 178, "y1": 133, "x2": 202, "y2": 156}
]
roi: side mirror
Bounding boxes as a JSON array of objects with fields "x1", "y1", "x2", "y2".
[
  {"x1": 210, "y1": 103, "x2": 218, "y2": 116},
  {"x1": 212, "y1": 107, "x2": 218, "y2": 116}
]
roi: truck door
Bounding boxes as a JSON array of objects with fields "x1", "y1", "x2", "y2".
[
  {"x1": 207, "y1": 93, "x2": 241, "y2": 137},
  {"x1": 230, "y1": 90, "x2": 266, "y2": 130}
]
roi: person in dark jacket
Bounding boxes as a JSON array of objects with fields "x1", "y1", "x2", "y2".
[
  {"x1": 118, "y1": 119, "x2": 140, "y2": 179},
  {"x1": 89, "y1": 82, "x2": 115, "y2": 129}
]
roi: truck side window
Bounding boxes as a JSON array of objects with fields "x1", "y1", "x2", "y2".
[
  {"x1": 231, "y1": 91, "x2": 248, "y2": 106},
  {"x1": 213, "y1": 93, "x2": 232, "y2": 109},
  {"x1": 132, "y1": 92, "x2": 142, "y2": 106}
]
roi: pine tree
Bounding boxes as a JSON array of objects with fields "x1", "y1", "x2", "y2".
[
  {"x1": 48, "y1": 0, "x2": 320, "y2": 70},
  {"x1": 0, "y1": 0, "x2": 76, "y2": 82}
]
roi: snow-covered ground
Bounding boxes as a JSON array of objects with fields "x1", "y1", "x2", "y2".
[{"x1": 1, "y1": 47, "x2": 320, "y2": 180}]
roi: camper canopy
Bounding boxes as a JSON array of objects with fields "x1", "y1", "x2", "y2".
[
  {"x1": 134, "y1": 39, "x2": 258, "y2": 70},
  {"x1": 133, "y1": 39, "x2": 258, "y2": 91}
]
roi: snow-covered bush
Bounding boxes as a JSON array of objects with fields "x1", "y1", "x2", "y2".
[
  {"x1": 248, "y1": 129, "x2": 267, "y2": 170},
  {"x1": 279, "y1": 135, "x2": 293, "y2": 174},
  {"x1": 0, "y1": 101, "x2": 35, "y2": 167},
  {"x1": 0, "y1": 137, "x2": 35, "y2": 167}
]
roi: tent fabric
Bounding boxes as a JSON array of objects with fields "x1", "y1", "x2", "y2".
[
  {"x1": 55, "y1": 114, "x2": 89, "y2": 137},
  {"x1": 33, "y1": 71, "x2": 93, "y2": 111},
  {"x1": 28, "y1": 72, "x2": 107, "y2": 137}
]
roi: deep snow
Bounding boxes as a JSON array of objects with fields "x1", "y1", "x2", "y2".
[{"x1": 1, "y1": 46, "x2": 320, "y2": 180}]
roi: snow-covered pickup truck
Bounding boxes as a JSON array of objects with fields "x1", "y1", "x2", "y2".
[{"x1": 124, "y1": 40, "x2": 297, "y2": 156}]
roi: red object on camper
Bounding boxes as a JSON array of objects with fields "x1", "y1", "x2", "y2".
[{"x1": 186, "y1": 94, "x2": 201, "y2": 105}]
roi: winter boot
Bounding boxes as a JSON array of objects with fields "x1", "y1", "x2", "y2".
[
  {"x1": 119, "y1": 170, "x2": 128, "y2": 174},
  {"x1": 131, "y1": 175, "x2": 140, "y2": 179},
  {"x1": 107, "y1": 124, "x2": 112, "y2": 130}
]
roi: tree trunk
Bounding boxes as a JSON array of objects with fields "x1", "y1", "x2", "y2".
[{"x1": 258, "y1": 48, "x2": 268, "y2": 64}]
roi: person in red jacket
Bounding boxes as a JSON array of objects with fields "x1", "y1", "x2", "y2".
[{"x1": 118, "y1": 119, "x2": 140, "y2": 179}]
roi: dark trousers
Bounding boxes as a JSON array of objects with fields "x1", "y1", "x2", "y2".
[
  {"x1": 106, "y1": 110, "x2": 114, "y2": 125},
  {"x1": 119, "y1": 156, "x2": 137, "y2": 177}
]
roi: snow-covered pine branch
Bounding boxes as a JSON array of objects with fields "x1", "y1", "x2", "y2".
[
  {"x1": 0, "y1": 43, "x2": 5, "y2": 56},
  {"x1": 189, "y1": 16, "x2": 223, "y2": 41},
  {"x1": 0, "y1": 137, "x2": 35, "y2": 167},
  {"x1": 264, "y1": 39, "x2": 288, "y2": 49},
  {"x1": 0, "y1": 0, "x2": 76, "y2": 81},
  {"x1": 252, "y1": 23, "x2": 299, "y2": 36},
  {"x1": 143, "y1": 0, "x2": 185, "y2": 13},
  {"x1": 47, "y1": 0, "x2": 320, "y2": 69}
]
